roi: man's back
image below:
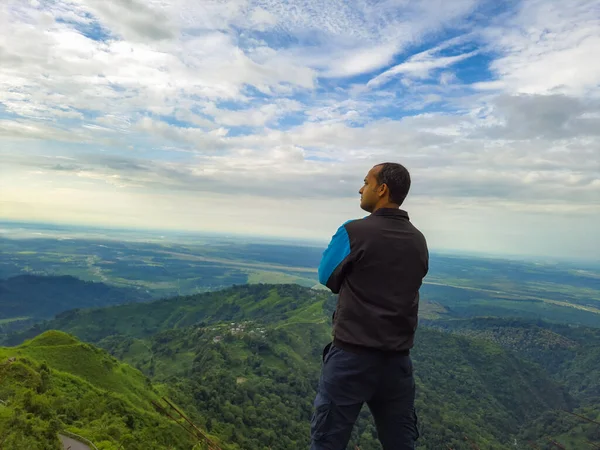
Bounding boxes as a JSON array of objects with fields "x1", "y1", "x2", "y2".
[{"x1": 320, "y1": 208, "x2": 429, "y2": 353}]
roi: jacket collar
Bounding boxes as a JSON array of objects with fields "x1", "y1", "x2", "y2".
[{"x1": 373, "y1": 208, "x2": 409, "y2": 220}]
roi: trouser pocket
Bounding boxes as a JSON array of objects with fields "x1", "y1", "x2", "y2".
[{"x1": 322, "y1": 342, "x2": 332, "y2": 362}]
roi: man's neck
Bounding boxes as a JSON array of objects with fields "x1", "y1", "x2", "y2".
[{"x1": 372, "y1": 202, "x2": 400, "y2": 213}]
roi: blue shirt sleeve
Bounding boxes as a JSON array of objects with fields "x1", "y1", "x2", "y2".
[{"x1": 318, "y1": 223, "x2": 351, "y2": 287}]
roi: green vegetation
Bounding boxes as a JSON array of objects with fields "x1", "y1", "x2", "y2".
[
  {"x1": 246, "y1": 270, "x2": 317, "y2": 287},
  {"x1": 2, "y1": 230, "x2": 599, "y2": 449},
  {"x1": 518, "y1": 407, "x2": 600, "y2": 449},
  {"x1": 421, "y1": 282, "x2": 600, "y2": 328},
  {"x1": 8, "y1": 284, "x2": 599, "y2": 449},
  {"x1": 7, "y1": 284, "x2": 335, "y2": 345},
  {"x1": 0, "y1": 317, "x2": 36, "y2": 337},
  {"x1": 427, "y1": 318, "x2": 600, "y2": 404},
  {"x1": 93, "y1": 317, "x2": 574, "y2": 450},
  {"x1": 0, "y1": 274, "x2": 151, "y2": 321},
  {"x1": 0, "y1": 331, "x2": 218, "y2": 449},
  {"x1": 1, "y1": 285, "x2": 456, "y2": 347},
  {"x1": 3, "y1": 236, "x2": 599, "y2": 329},
  {"x1": 428, "y1": 317, "x2": 600, "y2": 448},
  {"x1": 0, "y1": 317, "x2": 30, "y2": 324},
  {"x1": 0, "y1": 236, "x2": 323, "y2": 298}
]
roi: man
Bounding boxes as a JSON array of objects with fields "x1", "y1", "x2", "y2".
[{"x1": 310, "y1": 162, "x2": 429, "y2": 450}]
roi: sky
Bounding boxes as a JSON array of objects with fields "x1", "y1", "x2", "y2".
[{"x1": 0, "y1": 0, "x2": 599, "y2": 260}]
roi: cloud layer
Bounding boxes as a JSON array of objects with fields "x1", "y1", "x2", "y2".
[{"x1": 1, "y1": 0, "x2": 599, "y2": 259}]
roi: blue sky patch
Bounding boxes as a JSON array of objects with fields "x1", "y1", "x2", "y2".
[{"x1": 56, "y1": 14, "x2": 112, "y2": 42}]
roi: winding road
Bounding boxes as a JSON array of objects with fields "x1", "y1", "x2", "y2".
[{"x1": 59, "y1": 434, "x2": 92, "y2": 450}]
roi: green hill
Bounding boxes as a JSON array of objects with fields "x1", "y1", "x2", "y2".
[
  {"x1": 161, "y1": 322, "x2": 576, "y2": 449},
  {"x1": 90, "y1": 318, "x2": 573, "y2": 450},
  {"x1": 0, "y1": 275, "x2": 152, "y2": 323},
  {"x1": 6, "y1": 284, "x2": 599, "y2": 449},
  {"x1": 428, "y1": 318, "x2": 600, "y2": 404},
  {"x1": 0, "y1": 331, "x2": 223, "y2": 450},
  {"x1": 9, "y1": 284, "x2": 584, "y2": 450},
  {"x1": 428, "y1": 317, "x2": 600, "y2": 448},
  {"x1": 6, "y1": 284, "x2": 335, "y2": 345},
  {"x1": 6, "y1": 283, "x2": 448, "y2": 347}
]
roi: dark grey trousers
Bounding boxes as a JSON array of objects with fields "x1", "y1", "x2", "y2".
[{"x1": 310, "y1": 343, "x2": 419, "y2": 450}]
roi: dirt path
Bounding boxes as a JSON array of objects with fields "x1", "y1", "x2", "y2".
[{"x1": 58, "y1": 434, "x2": 92, "y2": 450}]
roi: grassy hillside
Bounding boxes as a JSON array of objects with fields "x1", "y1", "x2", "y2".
[
  {"x1": 0, "y1": 274, "x2": 151, "y2": 322},
  {"x1": 0, "y1": 331, "x2": 224, "y2": 450},
  {"x1": 92, "y1": 319, "x2": 572, "y2": 450},
  {"x1": 428, "y1": 318, "x2": 600, "y2": 404},
  {"x1": 428, "y1": 317, "x2": 600, "y2": 448},
  {"x1": 6, "y1": 284, "x2": 598, "y2": 449},
  {"x1": 6, "y1": 284, "x2": 335, "y2": 345},
  {"x1": 6, "y1": 283, "x2": 449, "y2": 347},
  {"x1": 9, "y1": 283, "x2": 577, "y2": 450}
]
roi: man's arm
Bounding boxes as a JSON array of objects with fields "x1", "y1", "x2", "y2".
[{"x1": 318, "y1": 223, "x2": 353, "y2": 294}]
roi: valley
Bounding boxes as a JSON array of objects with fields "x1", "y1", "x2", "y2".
[
  {"x1": 1, "y1": 284, "x2": 600, "y2": 449},
  {"x1": 0, "y1": 223, "x2": 599, "y2": 449}
]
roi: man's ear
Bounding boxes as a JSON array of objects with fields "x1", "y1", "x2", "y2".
[{"x1": 378, "y1": 183, "x2": 388, "y2": 198}]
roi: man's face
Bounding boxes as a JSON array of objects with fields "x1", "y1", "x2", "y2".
[{"x1": 359, "y1": 166, "x2": 382, "y2": 212}]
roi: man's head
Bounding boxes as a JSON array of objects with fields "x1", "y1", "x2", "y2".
[{"x1": 359, "y1": 162, "x2": 411, "y2": 213}]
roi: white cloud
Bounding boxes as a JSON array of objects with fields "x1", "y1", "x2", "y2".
[
  {"x1": 1, "y1": 0, "x2": 599, "y2": 259},
  {"x1": 0, "y1": 2, "x2": 317, "y2": 136},
  {"x1": 204, "y1": 99, "x2": 302, "y2": 127},
  {"x1": 367, "y1": 49, "x2": 478, "y2": 88},
  {"x1": 481, "y1": 94, "x2": 600, "y2": 140},
  {"x1": 325, "y1": 43, "x2": 401, "y2": 78},
  {"x1": 70, "y1": 0, "x2": 176, "y2": 41},
  {"x1": 249, "y1": 7, "x2": 278, "y2": 30},
  {"x1": 0, "y1": 119, "x2": 86, "y2": 142},
  {"x1": 439, "y1": 72, "x2": 457, "y2": 86},
  {"x1": 135, "y1": 117, "x2": 229, "y2": 150},
  {"x1": 482, "y1": 0, "x2": 600, "y2": 95}
]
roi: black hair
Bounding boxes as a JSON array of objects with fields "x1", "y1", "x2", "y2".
[{"x1": 375, "y1": 162, "x2": 411, "y2": 205}]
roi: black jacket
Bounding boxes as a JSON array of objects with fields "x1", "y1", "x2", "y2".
[{"x1": 318, "y1": 208, "x2": 429, "y2": 353}]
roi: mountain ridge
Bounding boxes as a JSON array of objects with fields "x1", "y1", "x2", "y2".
[
  {"x1": 0, "y1": 274, "x2": 152, "y2": 323},
  {"x1": 7, "y1": 283, "x2": 592, "y2": 449},
  {"x1": 4, "y1": 282, "x2": 599, "y2": 448},
  {"x1": 0, "y1": 330, "x2": 223, "y2": 449}
]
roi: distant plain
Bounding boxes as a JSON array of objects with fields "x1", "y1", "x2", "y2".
[{"x1": 1, "y1": 221, "x2": 598, "y2": 328}]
